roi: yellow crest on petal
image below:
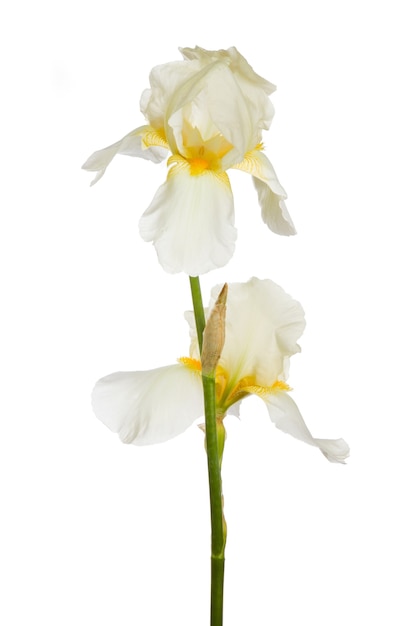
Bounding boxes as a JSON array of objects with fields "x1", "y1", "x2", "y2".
[
  {"x1": 178, "y1": 356, "x2": 202, "y2": 372},
  {"x1": 178, "y1": 356, "x2": 291, "y2": 413},
  {"x1": 167, "y1": 154, "x2": 231, "y2": 187},
  {"x1": 141, "y1": 127, "x2": 169, "y2": 149}
]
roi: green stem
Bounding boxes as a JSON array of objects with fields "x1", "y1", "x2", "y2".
[
  {"x1": 189, "y1": 276, "x2": 225, "y2": 626},
  {"x1": 202, "y1": 376, "x2": 226, "y2": 558},
  {"x1": 211, "y1": 554, "x2": 225, "y2": 626},
  {"x1": 189, "y1": 276, "x2": 206, "y2": 353}
]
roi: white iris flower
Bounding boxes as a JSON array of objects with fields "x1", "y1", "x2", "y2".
[
  {"x1": 83, "y1": 47, "x2": 295, "y2": 275},
  {"x1": 92, "y1": 278, "x2": 348, "y2": 463}
]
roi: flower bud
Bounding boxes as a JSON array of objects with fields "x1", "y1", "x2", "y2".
[{"x1": 201, "y1": 284, "x2": 228, "y2": 376}]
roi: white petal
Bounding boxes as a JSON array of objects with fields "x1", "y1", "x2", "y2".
[
  {"x1": 82, "y1": 126, "x2": 168, "y2": 186},
  {"x1": 92, "y1": 364, "x2": 203, "y2": 446},
  {"x1": 263, "y1": 391, "x2": 349, "y2": 463},
  {"x1": 313, "y1": 437, "x2": 351, "y2": 463},
  {"x1": 234, "y1": 151, "x2": 296, "y2": 235},
  {"x1": 187, "y1": 278, "x2": 305, "y2": 385},
  {"x1": 139, "y1": 162, "x2": 237, "y2": 275}
]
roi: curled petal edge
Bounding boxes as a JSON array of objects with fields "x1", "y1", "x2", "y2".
[
  {"x1": 233, "y1": 150, "x2": 296, "y2": 236},
  {"x1": 82, "y1": 126, "x2": 168, "y2": 186},
  {"x1": 261, "y1": 390, "x2": 349, "y2": 463}
]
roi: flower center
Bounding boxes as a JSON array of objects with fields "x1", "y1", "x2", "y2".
[
  {"x1": 180, "y1": 122, "x2": 233, "y2": 175},
  {"x1": 189, "y1": 155, "x2": 210, "y2": 175},
  {"x1": 178, "y1": 357, "x2": 291, "y2": 413}
]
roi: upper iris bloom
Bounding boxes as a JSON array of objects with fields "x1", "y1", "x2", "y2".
[
  {"x1": 83, "y1": 47, "x2": 295, "y2": 275},
  {"x1": 92, "y1": 278, "x2": 349, "y2": 463}
]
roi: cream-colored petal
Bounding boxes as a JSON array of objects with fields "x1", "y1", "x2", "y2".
[
  {"x1": 262, "y1": 391, "x2": 349, "y2": 463},
  {"x1": 82, "y1": 126, "x2": 168, "y2": 186},
  {"x1": 180, "y1": 46, "x2": 276, "y2": 96},
  {"x1": 234, "y1": 150, "x2": 296, "y2": 235},
  {"x1": 253, "y1": 178, "x2": 295, "y2": 236},
  {"x1": 140, "y1": 60, "x2": 201, "y2": 130},
  {"x1": 139, "y1": 162, "x2": 236, "y2": 275},
  {"x1": 186, "y1": 279, "x2": 305, "y2": 387},
  {"x1": 166, "y1": 61, "x2": 253, "y2": 167},
  {"x1": 91, "y1": 364, "x2": 203, "y2": 446},
  {"x1": 180, "y1": 46, "x2": 275, "y2": 147},
  {"x1": 204, "y1": 278, "x2": 305, "y2": 385}
]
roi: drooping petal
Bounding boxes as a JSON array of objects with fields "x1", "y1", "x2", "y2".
[
  {"x1": 82, "y1": 126, "x2": 168, "y2": 186},
  {"x1": 91, "y1": 364, "x2": 203, "y2": 446},
  {"x1": 234, "y1": 150, "x2": 296, "y2": 235},
  {"x1": 139, "y1": 160, "x2": 237, "y2": 275},
  {"x1": 187, "y1": 278, "x2": 305, "y2": 385},
  {"x1": 262, "y1": 391, "x2": 350, "y2": 463}
]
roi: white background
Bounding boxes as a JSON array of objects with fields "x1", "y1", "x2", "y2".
[{"x1": 1, "y1": 1, "x2": 416, "y2": 624}]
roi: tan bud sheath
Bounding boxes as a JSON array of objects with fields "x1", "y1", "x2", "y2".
[{"x1": 201, "y1": 284, "x2": 228, "y2": 376}]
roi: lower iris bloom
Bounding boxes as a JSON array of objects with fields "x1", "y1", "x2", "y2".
[{"x1": 92, "y1": 278, "x2": 349, "y2": 463}]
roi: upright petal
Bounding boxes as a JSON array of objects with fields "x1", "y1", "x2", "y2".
[
  {"x1": 180, "y1": 46, "x2": 276, "y2": 95},
  {"x1": 139, "y1": 160, "x2": 237, "y2": 275},
  {"x1": 180, "y1": 46, "x2": 276, "y2": 142},
  {"x1": 140, "y1": 60, "x2": 201, "y2": 130},
  {"x1": 82, "y1": 126, "x2": 168, "y2": 185},
  {"x1": 262, "y1": 391, "x2": 350, "y2": 463},
  {"x1": 187, "y1": 278, "x2": 305, "y2": 385},
  {"x1": 165, "y1": 61, "x2": 253, "y2": 168},
  {"x1": 234, "y1": 150, "x2": 296, "y2": 235},
  {"x1": 92, "y1": 364, "x2": 203, "y2": 446}
]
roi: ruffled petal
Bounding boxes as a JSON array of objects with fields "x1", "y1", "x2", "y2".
[
  {"x1": 180, "y1": 46, "x2": 275, "y2": 144},
  {"x1": 187, "y1": 278, "x2": 305, "y2": 385},
  {"x1": 262, "y1": 391, "x2": 350, "y2": 463},
  {"x1": 92, "y1": 364, "x2": 203, "y2": 446},
  {"x1": 180, "y1": 46, "x2": 276, "y2": 97},
  {"x1": 234, "y1": 150, "x2": 296, "y2": 235},
  {"x1": 82, "y1": 126, "x2": 168, "y2": 186},
  {"x1": 139, "y1": 160, "x2": 237, "y2": 275}
]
